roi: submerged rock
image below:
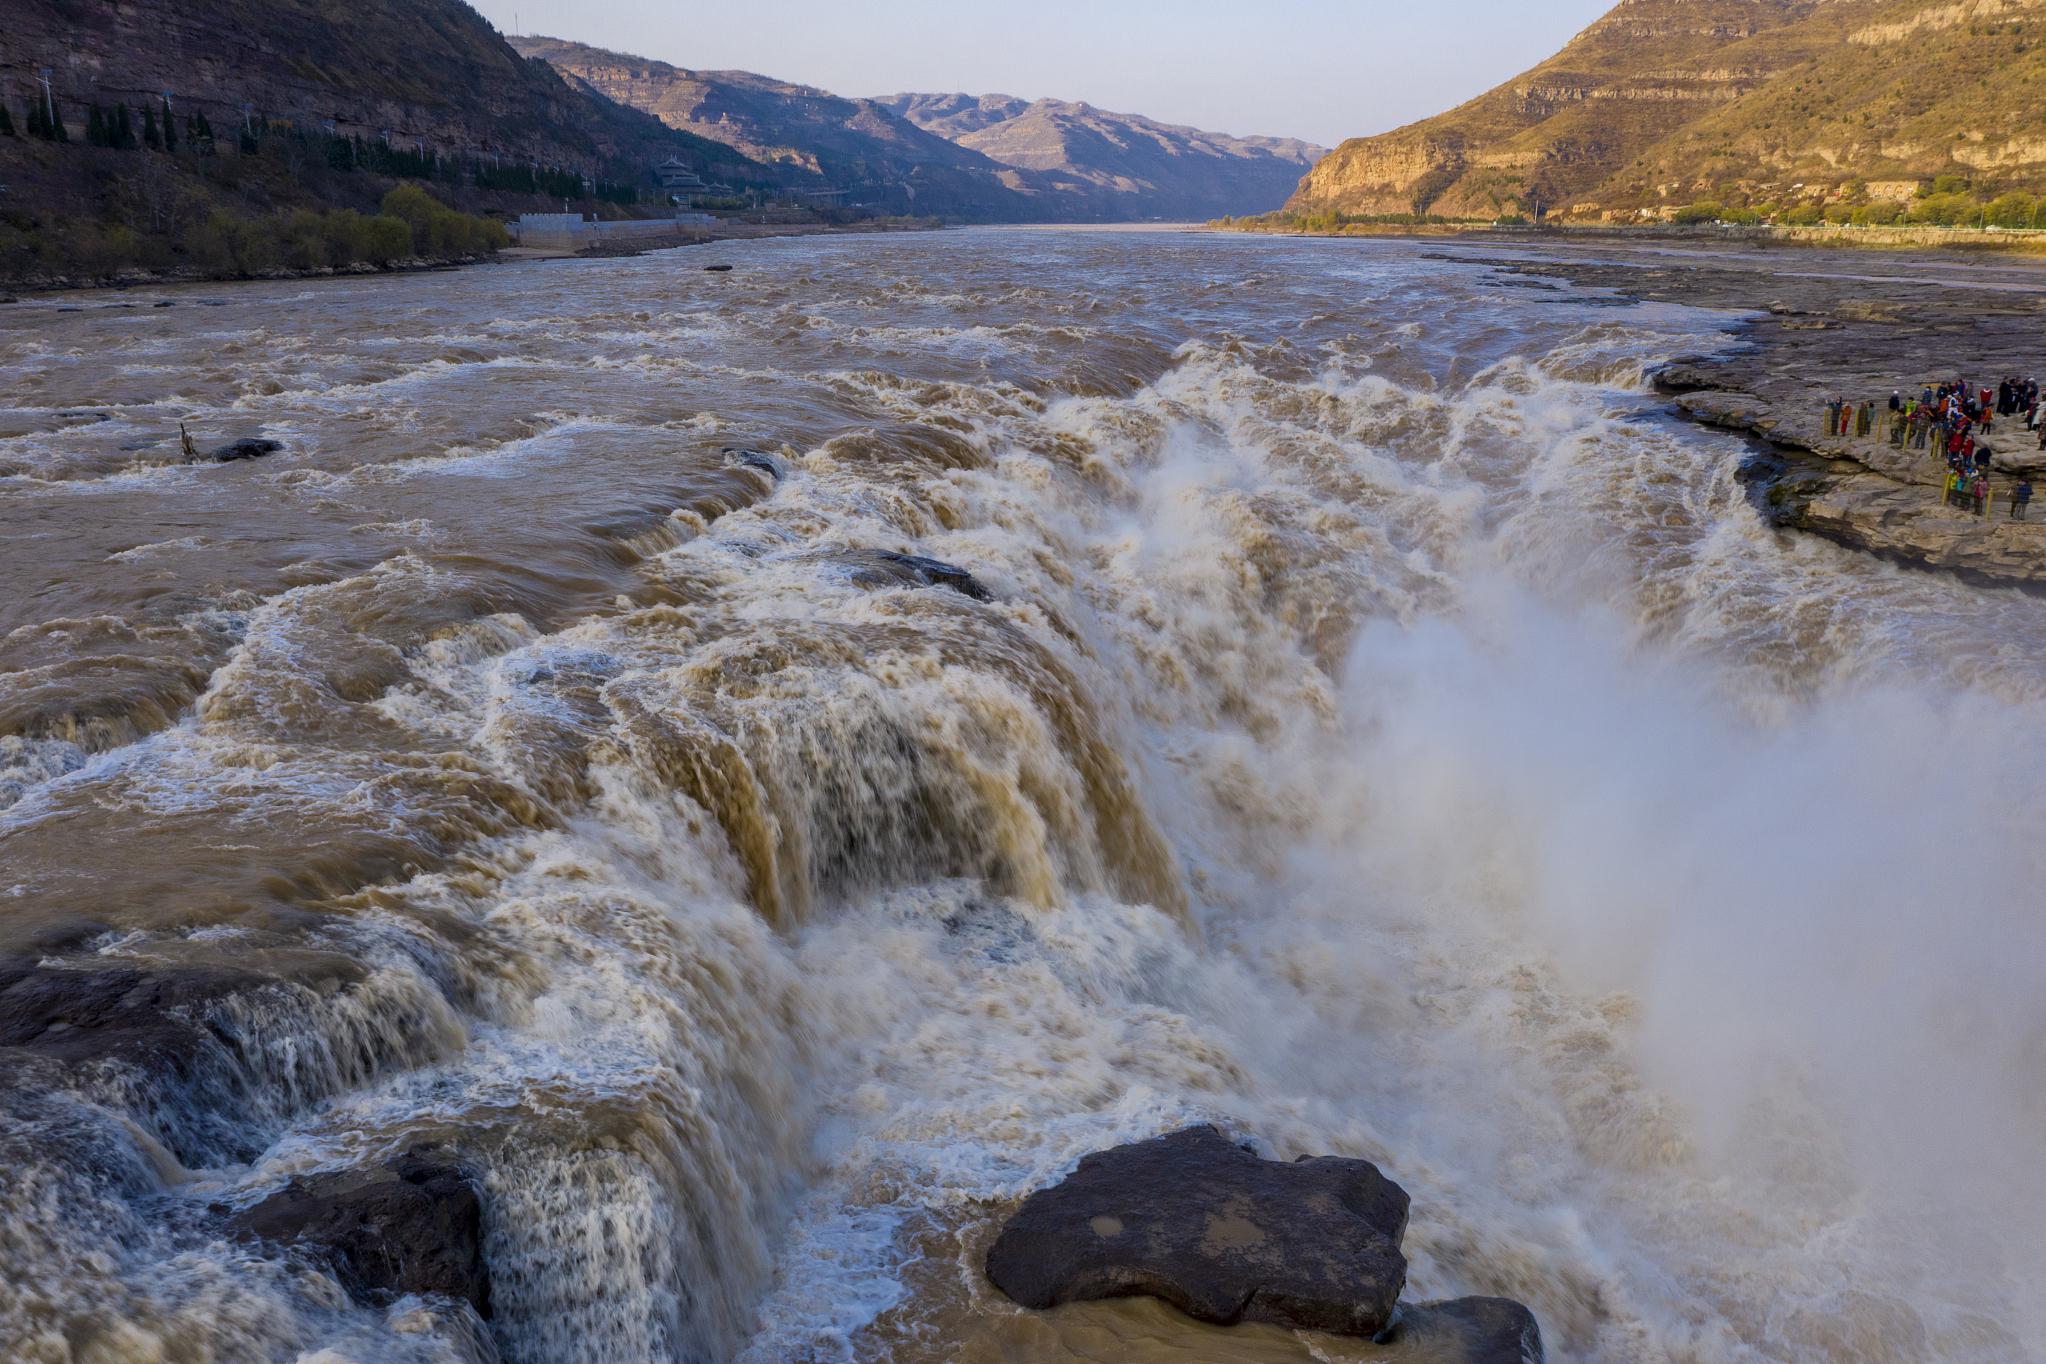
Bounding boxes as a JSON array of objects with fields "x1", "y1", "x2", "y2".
[
  {"x1": 212, "y1": 437, "x2": 284, "y2": 462},
  {"x1": 985, "y1": 1125, "x2": 1410, "y2": 1335},
  {"x1": 230, "y1": 1145, "x2": 491, "y2": 1315},
  {"x1": 704, "y1": 263, "x2": 734, "y2": 272},
  {"x1": 1376, "y1": 1297, "x2": 1546, "y2": 1362}
]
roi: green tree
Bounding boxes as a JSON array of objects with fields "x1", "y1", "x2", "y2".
[
  {"x1": 115, "y1": 103, "x2": 135, "y2": 149},
  {"x1": 1908, "y1": 192, "x2": 1980, "y2": 227},
  {"x1": 86, "y1": 103, "x2": 106, "y2": 146},
  {"x1": 1674, "y1": 200, "x2": 1729, "y2": 225},
  {"x1": 359, "y1": 214, "x2": 414, "y2": 265},
  {"x1": 0, "y1": 104, "x2": 14, "y2": 138},
  {"x1": 160, "y1": 98, "x2": 176, "y2": 151},
  {"x1": 1782, "y1": 203, "x2": 1825, "y2": 226},
  {"x1": 1986, "y1": 192, "x2": 2037, "y2": 228},
  {"x1": 48, "y1": 99, "x2": 67, "y2": 142},
  {"x1": 142, "y1": 103, "x2": 160, "y2": 149}
]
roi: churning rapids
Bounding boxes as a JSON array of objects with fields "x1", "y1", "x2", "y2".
[{"x1": 3, "y1": 231, "x2": 2043, "y2": 1364}]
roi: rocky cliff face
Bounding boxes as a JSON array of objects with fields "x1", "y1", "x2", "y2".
[
  {"x1": 1292, "y1": 0, "x2": 2046, "y2": 221},
  {"x1": 0, "y1": 0, "x2": 742, "y2": 182},
  {"x1": 883, "y1": 93, "x2": 1034, "y2": 140},
  {"x1": 882, "y1": 93, "x2": 1326, "y2": 219}
]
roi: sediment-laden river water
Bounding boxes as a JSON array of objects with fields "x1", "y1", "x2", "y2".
[{"x1": 3, "y1": 231, "x2": 2043, "y2": 1364}]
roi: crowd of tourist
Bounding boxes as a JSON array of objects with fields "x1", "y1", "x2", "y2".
[{"x1": 1824, "y1": 376, "x2": 2044, "y2": 520}]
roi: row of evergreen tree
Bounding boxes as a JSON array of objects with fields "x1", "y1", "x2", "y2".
[
  {"x1": 3, "y1": 95, "x2": 215, "y2": 150},
  {"x1": 86, "y1": 101, "x2": 218, "y2": 151},
  {"x1": 4, "y1": 92, "x2": 642, "y2": 203}
]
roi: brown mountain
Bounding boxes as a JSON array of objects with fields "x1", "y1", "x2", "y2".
[
  {"x1": 512, "y1": 37, "x2": 1324, "y2": 221},
  {"x1": 882, "y1": 93, "x2": 1326, "y2": 219},
  {"x1": 1290, "y1": 0, "x2": 2046, "y2": 222}
]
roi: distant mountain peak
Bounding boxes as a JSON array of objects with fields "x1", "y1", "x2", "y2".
[{"x1": 879, "y1": 91, "x2": 1326, "y2": 189}]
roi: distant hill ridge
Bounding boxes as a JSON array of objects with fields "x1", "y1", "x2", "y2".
[
  {"x1": 1290, "y1": 0, "x2": 2046, "y2": 223},
  {"x1": 512, "y1": 36, "x2": 1324, "y2": 221},
  {"x1": 879, "y1": 91, "x2": 1325, "y2": 219}
]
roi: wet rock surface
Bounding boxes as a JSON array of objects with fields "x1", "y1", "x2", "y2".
[
  {"x1": 0, "y1": 957, "x2": 266, "y2": 1072},
  {"x1": 840, "y1": 548, "x2": 995, "y2": 601},
  {"x1": 229, "y1": 1145, "x2": 491, "y2": 1315},
  {"x1": 985, "y1": 1125, "x2": 1412, "y2": 1336},
  {"x1": 1485, "y1": 243, "x2": 2046, "y2": 590},
  {"x1": 1376, "y1": 1297, "x2": 1546, "y2": 1362},
  {"x1": 723, "y1": 446, "x2": 783, "y2": 480}
]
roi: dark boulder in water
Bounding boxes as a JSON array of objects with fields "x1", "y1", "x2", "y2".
[
  {"x1": 840, "y1": 548, "x2": 993, "y2": 602},
  {"x1": 230, "y1": 1145, "x2": 492, "y2": 1316},
  {"x1": 0, "y1": 957, "x2": 266, "y2": 1074},
  {"x1": 1376, "y1": 1297, "x2": 1546, "y2": 1362},
  {"x1": 704, "y1": 263, "x2": 734, "y2": 272},
  {"x1": 985, "y1": 1125, "x2": 1410, "y2": 1336},
  {"x1": 212, "y1": 438, "x2": 284, "y2": 462}
]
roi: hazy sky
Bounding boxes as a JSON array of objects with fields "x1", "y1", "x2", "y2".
[{"x1": 468, "y1": 0, "x2": 1613, "y2": 148}]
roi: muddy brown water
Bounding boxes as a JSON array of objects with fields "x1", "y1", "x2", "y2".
[{"x1": 3, "y1": 231, "x2": 2044, "y2": 1363}]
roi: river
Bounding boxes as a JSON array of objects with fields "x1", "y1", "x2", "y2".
[{"x1": 2, "y1": 230, "x2": 2042, "y2": 1364}]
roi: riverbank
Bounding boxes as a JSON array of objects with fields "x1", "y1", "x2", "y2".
[
  {"x1": 1212, "y1": 220, "x2": 2046, "y2": 259},
  {"x1": 4, "y1": 217, "x2": 945, "y2": 294},
  {"x1": 1467, "y1": 240, "x2": 2046, "y2": 589}
]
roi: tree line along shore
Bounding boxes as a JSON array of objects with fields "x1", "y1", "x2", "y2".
[
  {"x1": 0, "y1": 93, "x2": 661, "y2": 287},
  {"x1": 1215, "y1": 175, "x2": 2046, "y2": 254}
]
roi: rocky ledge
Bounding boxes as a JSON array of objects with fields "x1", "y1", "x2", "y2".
[
  {"x1": 1493, "y1": 246, "x2": 2046, "y2": 591},
  {"x1": 1661, "y1": 363, "x2": 2046, "y2": 589},
  {"x1": 228, "y1": 1144, "x2": 492, "y2": 1316},
  {"x1": 985, "y1": 1125, "x2": 1543, "y2": 1363}
]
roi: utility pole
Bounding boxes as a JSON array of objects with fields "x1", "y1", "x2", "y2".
[{"x1": 36, "y1": 69, "x2": 55, "y2": 129}]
